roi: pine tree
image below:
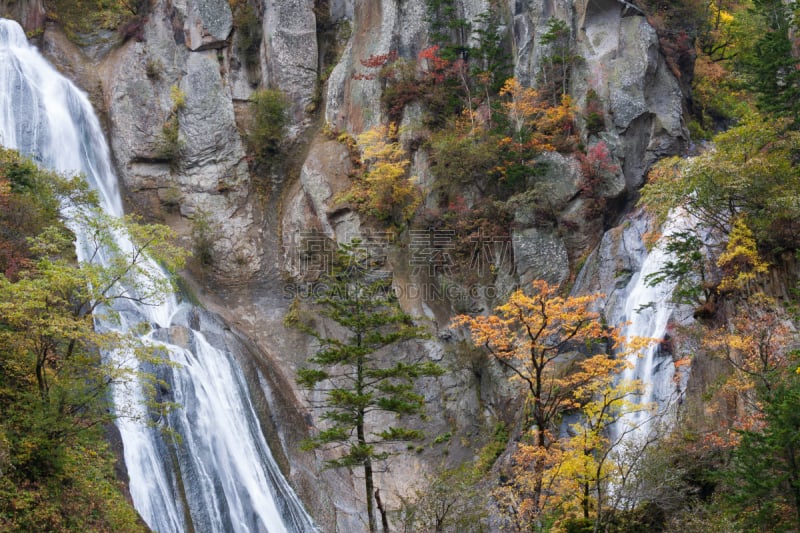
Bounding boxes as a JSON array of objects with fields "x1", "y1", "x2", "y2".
[
  {"x1": 724, "y1": 373, "x2": 800, "y2": 530},
  {"x1": 738, "y1": 0, "x2": 800, "y2": 116},
  {"x1": 294, "y1": 241, "x2": 443, "y2": 533}
]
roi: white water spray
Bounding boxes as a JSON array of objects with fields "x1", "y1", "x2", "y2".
[{"x1": 611, "y1": 213, "x2": 690, "y2": 444}]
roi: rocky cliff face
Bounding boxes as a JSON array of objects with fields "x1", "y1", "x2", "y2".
[{"x1": 2, "y1": 0, "x2": 688, "y2": 530}]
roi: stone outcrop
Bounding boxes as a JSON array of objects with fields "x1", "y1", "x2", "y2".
[
  {"x1": 576, "y1": 0, "x2": 686, "y2": 189},
  {"x1": 0, "y1": 0, "x2": 43, "y2": 34},
  {"x1": 282, "y1": 137, "x2": 360, "y2": 279},
  {"x1": 262, "y1": 0, "x2": 318, "y2": 123},
  {"x1": 97, "y1": 2, "x2": 261, "y2": 280},
  {"x1": 176, "y1": 0, "x2": 232, "y2": 51},
  {"x1": 513, "y1": 227, "x2": 570, "y2": 287}
]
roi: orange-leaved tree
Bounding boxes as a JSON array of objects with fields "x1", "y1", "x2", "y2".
[
  {"x1": 454, "y1": 280, "x2": 651, "y2": 530},
  {"x1": 453, "y1": 280, "x2": 608, "y2": 448},
  {"x1": 455, "y1": 281, "x2": 599, "y2": 521},
  {"x1": 498, "y1": 78, "x2": 577, "y2": 154},
  {"x1": 703, "y1": 293, "x2": 793, "y2": 418}
]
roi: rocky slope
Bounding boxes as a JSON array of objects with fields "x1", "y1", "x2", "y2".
[{"x1": 1, "y1": 0, "x2": 689, "y2": 530}]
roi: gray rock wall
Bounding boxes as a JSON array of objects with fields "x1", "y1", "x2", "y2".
[
  {"x1": 576, "y1": 0, "x2": 685, "y2": 189},
  {"x1": 98, "y1": 0, "x2": 261, "y2": 280},
  {"x1": 261, "y1": 0, "x2": 317, "y2": 124}
]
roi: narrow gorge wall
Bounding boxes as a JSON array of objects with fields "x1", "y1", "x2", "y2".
[{"x1": 1, "y1": 0, "x2": 689, "y2": 531}]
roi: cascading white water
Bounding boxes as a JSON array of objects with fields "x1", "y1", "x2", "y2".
[
  {"x1": 0, "y1": 18, "x2": 317, "y2": 533},
  {"x1": 611, "y1": 213, "x2": 690, "y2": 444}
]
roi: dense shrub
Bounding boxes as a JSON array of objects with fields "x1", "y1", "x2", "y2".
[
  {"x1": 245, "y1": 88, "x2": 289, "y2": 165},
  {"x1": 338, "y1": 124, "x2": 422, "y2": 227},
  {"x1": 415, "y1": 197, "x2": 512, "y2": 283},
  {"x1": 428, "y1": 123, "x2": 502, "y2": 194},
  {"x1": 47, "y1": 0, "x2": 147, "y2": 44}
]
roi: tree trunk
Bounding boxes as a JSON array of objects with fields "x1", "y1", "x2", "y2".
[
  {"x1": 375, "y1": 487, "x2": 390, "y2": 533},
  {"x1": 364, "y1": 456, "x2": 377, "y2": 533},
  {"x1": 35, "y1": 347, "x2": 48, "y2": 401},
  {"x1": 357, "y1": 351, "x2": 376, "y2": 533},
  {"x1": 583, "y1": 480, "x2": 590, "y2": 519}
]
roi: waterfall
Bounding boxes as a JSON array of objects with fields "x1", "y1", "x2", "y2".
[
  {"x1": 0, "y1": 18, "x2": 317, "y2": 533},
  {"x1": 610, "y1": 213, "x2": 691, "y2": 445}
]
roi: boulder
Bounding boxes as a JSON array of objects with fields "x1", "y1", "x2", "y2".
[
  {"x1": 177, "y1": 0, "x2": 233, "y2": 51},
  {"x1": 262, "y1": 0, "x2": 318, "y2": 122},
  {"x1": 534, "y1": 151, "x2": 583, "y2": 208},
  {"x1": 513, "y1": 227, "x2": 570, "y2": 287}
]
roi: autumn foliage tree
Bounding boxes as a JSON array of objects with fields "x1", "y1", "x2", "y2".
[
  {"x1": 339, "y1": 123, "x2": 422, "y2": 226},
  {"x1": 716, "y1": 217, "x2": 768, "y2": 295},
  {"x1": 494, "y1": 356, "x2": 647, "y2": 531},
  {"x1": 354, "y1": 45, "x2": 467, "y2": 125},
  {"x1": 555, "y1": 359, "x2": 646, "y2": 528},
  {"x1": 0, "y1": 149, "x2": 185, "y2": 530},
  {"x1": 454, "y1": 280, "x2": 650, "y2": 529},
  {"x1": 454, "y1": 281, "x2": 607, "y2": 446},
  {"x1": 691, "y1": 290, "x2": 800, "y2": 530},
  {"x1": 639, "y1": 114, "x2": 800, "y2": 319},
  {"x1": 704, "y1": 294, "x2": 792, "y2": 409},
  {"x1": 498, "y1": 78, "x2": 577, "y2": 154}
]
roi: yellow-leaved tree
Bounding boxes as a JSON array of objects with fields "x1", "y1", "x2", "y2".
[
  {"x1": 498, "y1": 78, "x2": 577, "y2": 154},
  {"x1": 553, "y1": 357, "x2": 645, "y2": 529},
  {"x1": 499, "y1": 78, "x2": 543, "y2": 148},
  {"x1": 339, "y1": 123, "x2": 421, "y2": 226},
  {"x1": 716, "y1": 217, "x2": 768, "y2": 294},
  {"x1": 454, "y1": 280, "x2": 651, "y2": 531}
]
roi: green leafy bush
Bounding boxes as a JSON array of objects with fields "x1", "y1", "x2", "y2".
[
  {"x1": 245, "y1": 89, "x2": 289, "y2": 165},
  {"x1": 428, "y1": 125, "x2": 502, "y2": 193},
  {"x1": 191, "y1": 209, "x2": 215, "y2": 267},
  {"x1": 156, "y1": 118, "x2": 181, "y2": 162},
  {"x1": 475, "y1": 422, "x2": 509, "y2": 473},
  {"x1": 145, "y1": 57, "x2": 163, "y2": 80}
]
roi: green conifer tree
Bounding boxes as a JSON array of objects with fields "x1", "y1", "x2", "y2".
[{"x1": 293, "y1": 240, "x2": 443, "y2": 533}]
